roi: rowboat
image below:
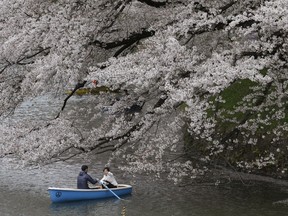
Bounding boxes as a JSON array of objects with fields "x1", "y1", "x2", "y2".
[{"x1": 48, "y1": 184, "x2": 132, "y2": 203}]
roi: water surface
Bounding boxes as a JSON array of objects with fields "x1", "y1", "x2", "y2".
[
  {"x1": 1, "y1": 157, "x2": 288, "y2": 216},
  {"x1": 1, "y1": 95, "x2": 288, "y2": 215}
]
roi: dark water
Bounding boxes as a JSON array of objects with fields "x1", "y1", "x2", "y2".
[
  {"x1": 1, "y1": 157, "x2": 288, "y2": 216},
  {"x1": 1, "y1": 96, "x2": 288, "y2": 215}
]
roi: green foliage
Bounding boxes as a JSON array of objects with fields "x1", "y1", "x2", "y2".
[
  {"x1": 259, "y1": 68, "x2": 268, "y2": 76},
  {"x1": 65, "y1": 86, "x2": 118, "y2": 96},
  {"x1": 194, "y1": 77, "x2": 288, "y2": 177},
  {"x1": 219, "y1": 79, "x2": 257, "y2": 110},
  {"x1": 177, "y1": 102, "x2": 189, "y2": 111},
  {"x1": 206, "y1": 79, "x2": 257, "y2": 132},
  {"x1": 207, "y1": 78, "x2": 288, "y2": 133}
]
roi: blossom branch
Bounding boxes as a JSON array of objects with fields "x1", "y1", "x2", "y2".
[{"x1": 89, "y1": 29, "x2": 155, "y2": 57}]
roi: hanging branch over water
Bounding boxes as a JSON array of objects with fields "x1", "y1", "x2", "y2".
[
  {"x1": 55, "y1": 80, "x2": 87, "y2": 119},
  {"x1": 52, "y1": 96, "x2": 167, "y2": 162},
  {"x1": 52, "y1": 120, "x2": 146, "y2": 162}
]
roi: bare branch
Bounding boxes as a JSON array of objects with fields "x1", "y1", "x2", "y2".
[
  {"x1": 89, "y1": 29, "x2": 155, "y2": 49},
  {"x1": 137, "y1": 0, "x2": 167, "y2": 7},
  {"x1": 55, "y1": 80, "x2": 87, "y2": 119}
]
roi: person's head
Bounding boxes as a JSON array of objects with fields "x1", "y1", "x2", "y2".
[
  {"x1": 103, "y1": 167, "x2": 110, "y2": 175},
  {"x1": 81, "y1": 165, "x2": 88, "y2": 173}
]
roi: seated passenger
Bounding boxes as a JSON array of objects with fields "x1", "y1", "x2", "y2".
[{"x1": 100, "y1": 167, "x2": 118, "y2": 188}]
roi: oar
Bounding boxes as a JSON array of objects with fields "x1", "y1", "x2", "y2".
[{"x1": 101, "y1": 182, "x2": 123, "y2": 200}]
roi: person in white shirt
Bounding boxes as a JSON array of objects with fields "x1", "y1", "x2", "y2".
[{"x1": 100, "y1": 167, "x2": 118, "y2": 188}]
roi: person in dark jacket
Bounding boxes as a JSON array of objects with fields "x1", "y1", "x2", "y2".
[{"x1": 77, "y1": 165, "x2": 99, "y2": 189}]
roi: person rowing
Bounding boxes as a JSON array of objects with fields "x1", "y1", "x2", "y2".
[{"x1": 77, "y1": 165, "x2": 99, "y2": 189}]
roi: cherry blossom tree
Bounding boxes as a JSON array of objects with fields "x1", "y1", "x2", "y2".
[{"x1": 1, "y1": 0, "x2": 288, "y2": 182}]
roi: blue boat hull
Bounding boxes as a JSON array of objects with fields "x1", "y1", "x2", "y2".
[{"x1": 48, "y1": 184, "x2": 132, "y2": 203}]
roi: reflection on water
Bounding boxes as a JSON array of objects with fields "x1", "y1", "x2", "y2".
[
  {"x1": 49, "y1": 195, "x2": 134, "y2": 216},
  {"x1": 49, "y1": 198, "x2": 125, "y2": 216},
  {"x1": 2, "y1": 94, "x2": 105, "y2": 129},
  {"x1": 5, "y1": 95, "x2": 63, "y2": 122}
]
